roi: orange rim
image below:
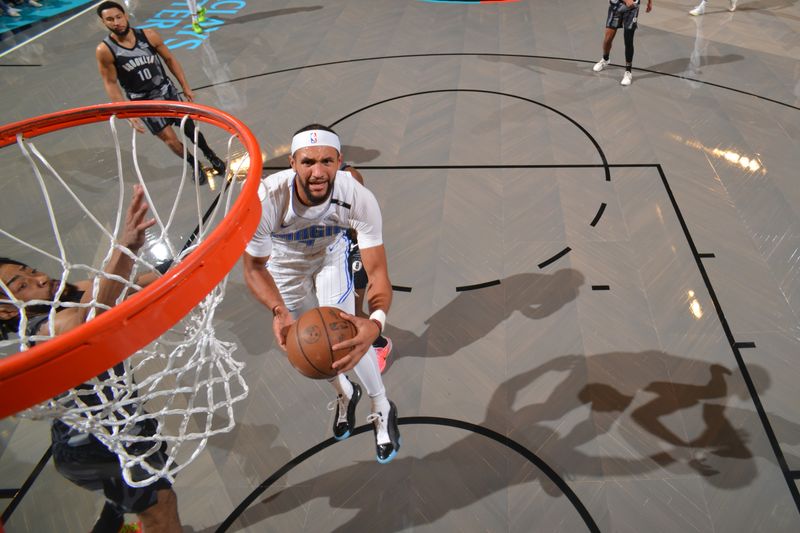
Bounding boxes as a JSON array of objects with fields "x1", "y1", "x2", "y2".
[{"x1": 0, "y1": 101, "x2": 262, "y2": 418}]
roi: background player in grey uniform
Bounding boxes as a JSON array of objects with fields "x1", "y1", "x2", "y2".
[
  {"x1": 0, "y1": 186, "x2": 182, "y2": 533},
  {"x1": 591, "y1": 0, "x2": 653, "y2": 86},
  {"x1": 242, "y1": 124, "x2": 401, "y2": 464},
  {"x1": 95, "y1": 1, "x2": 225, "y2": 185},
  {"x1": 341, "y1": 163, "x2": 393, "y2": 373}
]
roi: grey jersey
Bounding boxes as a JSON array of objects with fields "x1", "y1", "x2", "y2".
[{"x1": 103, "y1": 28, "x2": 173, "y2": 100}]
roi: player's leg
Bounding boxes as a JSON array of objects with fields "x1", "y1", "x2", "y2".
[
  {"x1": 621, "y1": 14, "x2": 637, "y2": 86},
  {"x1": 50, "y1": 421, "x2": 123, "y2": 531},
  {"x1": 50, "y1": 421, "x2": 179, "y2": 532},
  {"x1": 186, "y1": 0, "x2": 203, "y2": 33},
  {"x1": 105, "y1": 421, "x2": 180, "y2": 532},
  {"x1": 137, "y1": 488, "x2": 181, "y2": 533},
  {"x1": 276, "y1": 267, "x2": 362, "y2": 441},
  {"x1": 181, "y1": 117, "x2": 227, "y2": 176},
  {"x1": 689, "y1": 0, "x2": 707, "y2": 15},
  {"x1": 316, "y1": 236, "x2": 400, "y2": 463},
  {"x1": 593, "y1": 8, "x2": 618, "y2": 72},
  {"x1": 155, "y1": 125, "x2": 207, "y2": 185}
]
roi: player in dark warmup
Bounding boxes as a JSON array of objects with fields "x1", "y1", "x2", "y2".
[
  {"x1": 592, "y1": 0, "x2": 653, "y2": 86},
  {"x1": 95, "y1": 1, "x2": 225, "y2": 185},
  {"x1": 0, "y1": 187, "x2": 181, "y2": 533},
  {"x1": 341, "y1": 163, "x2": 393, "y2": 372}
]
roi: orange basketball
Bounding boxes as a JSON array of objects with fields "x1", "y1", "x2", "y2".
[{"x1": 285, "y1": 306, "x2": 357, "y2": 379}]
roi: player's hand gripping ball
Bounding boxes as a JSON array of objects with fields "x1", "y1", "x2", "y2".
[{"x1": 285, "y1": 306, "x2": 357, "y2": 379}]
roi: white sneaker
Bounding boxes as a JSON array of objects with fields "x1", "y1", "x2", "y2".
[
  {"x1": 621, "y1": 71, "x2": 633, "y2": 86},
  {"x1": 28, "y1": 0, "x2": 43, "y2": 6},
  {"x1": 689, "y1": 2, "x2": 706, "y2": 15},
  {"x1": 729, "y1": 0, "x2": 737, "y2": 11},
  {"x1": 593, "y1": 59, "x2": 610, "y2": 72},
  {"x1": 7, "y1": 6, "x2": 22, "y2": 16}
]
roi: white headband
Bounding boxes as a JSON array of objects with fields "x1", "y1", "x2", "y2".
[{"x1": 291, "y1": 129, "x2": 341, "y2": 155}]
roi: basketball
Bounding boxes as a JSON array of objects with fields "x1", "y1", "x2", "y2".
[{"x1": 285, "y1": 306, "x2": 357, "y2": 379}]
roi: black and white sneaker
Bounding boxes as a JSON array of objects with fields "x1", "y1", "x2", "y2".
[
  {"x1": 367, "y1": 401, "x2": 400, "y2": 464},
  {"x1": 328, "y1": 380, "x2": 361, "y2": 441},
  {"x1": 207, "y1": 154, "x2": 227, "y2": 176},
  {"x1": 188, "y1": 163, "x2": 208, "y2": 185}
]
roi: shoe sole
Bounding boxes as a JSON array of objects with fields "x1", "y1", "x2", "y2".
[{"x1": 376, "y1": 436, "x2": 402, "y2": 464}]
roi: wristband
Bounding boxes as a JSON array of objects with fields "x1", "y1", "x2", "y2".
[{"x1": 369, "y1": 310, "x2": 386, "y2": 333}]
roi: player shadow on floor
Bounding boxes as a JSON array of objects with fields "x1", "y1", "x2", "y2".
[
  {"x1": 219, "y1": 349, "x2": 796, "y2": 532},
  {"x1": 638, "y1": 53, "x2": 743, "y2": 79},
  {"x1": 383, "y1": 268, "x2": 584, "y2": 368},
  {"x1": 206, "y1": 422, "x2": 294, "y2": 488}
]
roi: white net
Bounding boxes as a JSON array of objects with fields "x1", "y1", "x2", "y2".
[{"x1": 0, "y1": 110, "x2": 253, "y2": 487}]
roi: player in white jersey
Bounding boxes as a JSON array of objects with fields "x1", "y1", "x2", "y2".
[
  {"x1": 243, "y1": 124, "x2": 400, "y2": 464},
  {"x1": 185, "y1": 0, "x2": 207, "y2": 33}
]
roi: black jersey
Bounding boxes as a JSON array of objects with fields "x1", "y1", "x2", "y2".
[{"x1": 103, "y1": 28, "x2": 173, "y2": 100}]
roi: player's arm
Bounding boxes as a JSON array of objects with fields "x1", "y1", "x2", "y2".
[
  {"x1": 146, "y1": 28, "x2": 194, "y2": 101},
  {"x1": 242, "y1": 251, "x2": 292, "y2": 350},
  {"x1": 49, "y1": 185, "x2": 155, "y2": 335},
  {"x1": 96, "y1": 43, "x2": 145, "y2": 133},
  {"x1": 359, "y1": 244, "x2": 392, "y2": 317},
  {"x1": 332, "y1": 244, "x2": 391, "y2": 373},
  {"x1": 96, "y1": 43, "x2": 126, "y2": 103}
]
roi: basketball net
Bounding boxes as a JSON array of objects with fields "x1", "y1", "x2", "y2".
[{"x1": 0, "y1": 106, "x2": 256, "y2": 487}]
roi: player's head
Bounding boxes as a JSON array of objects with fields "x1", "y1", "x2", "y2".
[
  {"x1": 97, "y1": 1, "x2": 129, "y2": 37},
  {"x1": 289, "y1": 124, "x2": 343, "y2": 206},
  {"x1": 0, "y1": 257, "x2": 81, "y2": 320},
  {"x1": 1, "y1": 257, "x2": 56, "y2": 320}
]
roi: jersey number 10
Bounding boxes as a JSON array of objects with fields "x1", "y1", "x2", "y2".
[{"x1": 137, "y1": 68, "x2": 152, "y2": 82}]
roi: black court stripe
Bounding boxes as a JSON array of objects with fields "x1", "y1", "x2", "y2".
[
  {"x1": 191, "y1": 53, "x2": 800, "y2": 112},
  {"x1": 1, "y1": 446, "x2": 51, "y2": 523},
  {"x1": 392, "y1": 285, "x2": 413, "y2": 292},
  {"x1": 0, "y1": 64, "x2": 42, "y2": 67},
  {"x1": 699, "y1": 253, "x2": 716, "y2": 258},
  {"x1": 590, "y1": 203, "x2": 607, "y2": 227},
  {"x1": 656, "y1": 164, "x2": 800, "y2": 515},
  {"x1": 591, "y1": 285, "x2": 610, "y2": 291},
  {"x1": 456, "y1": 279, "x2": 501, "y2": 292},
  {"x1": 216, "y1": 417, "x2": 600, "y2": 533},
  {"x1": 733, "y1": 342, "x2": 756, "y2": 349},
  {"x1": 0, "y1": 489, "x2": 17, "y2": 499},
  {"x1": 538, "y1": 247, "x2": 571, "y2": 269},
  {"x1": 327, "y1": 89, "x2": 611, "y2": 182},
  {"x1": 264, "y1": 164, "x2": 657, "y2": 171}
]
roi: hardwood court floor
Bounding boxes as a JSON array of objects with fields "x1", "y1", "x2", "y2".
[{"x1": 1, "y1": 1, "x2": 799, "y2": 531}]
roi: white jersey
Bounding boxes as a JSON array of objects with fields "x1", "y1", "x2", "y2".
[{"x1": 246, "y1": 168, "x2": 383, "y2": 270}]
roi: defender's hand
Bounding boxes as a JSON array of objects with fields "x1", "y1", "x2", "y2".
[
  {"x1": 331, "y1": 311, "x2": 381, "y2": 373},
  {"x1": 120, "y1": 185, "x2": 156, "y2": 253}
]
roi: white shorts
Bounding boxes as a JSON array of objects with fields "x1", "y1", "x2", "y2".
[{"x1": 269, "y1": 233, "x2": 355, "y2": 317}]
